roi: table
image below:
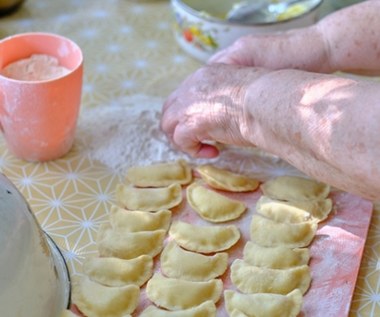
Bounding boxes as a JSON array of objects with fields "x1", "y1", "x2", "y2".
[{"x1": 0, "y1": 1, "x2": 377, "y2": 316}]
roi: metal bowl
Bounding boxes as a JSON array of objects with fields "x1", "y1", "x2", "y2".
[{"x1": 0, "y1": 173, "x2": 70, "y2": 317}]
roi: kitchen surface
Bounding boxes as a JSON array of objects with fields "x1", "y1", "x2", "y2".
[{"x1": 0, "y1": 0, "x2": 378, "y2": 316}]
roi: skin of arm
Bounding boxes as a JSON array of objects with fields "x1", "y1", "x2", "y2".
[
  {"x1": 210, "y1": 0, "x2": 380, "y2": 75},
  {"x1": 243, "y1": 68, "x2": 380, "y2": 200},
  {"x1": 161, "y1": 64, "x2": 380, "y2": 200}
]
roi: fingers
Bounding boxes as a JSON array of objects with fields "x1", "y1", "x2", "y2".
[
  {"x1": 208, "y1": 36, "x2": 256, "y2": 66},
  {"x1": 160, "y1": 63, "x2": 260, "y2": 157},
  {"x1": 162, "y1": 97, "x2": 220, "y2": 158},
  {"x1": 171, "y1": 119, "x2": 218, "y2": 158}
]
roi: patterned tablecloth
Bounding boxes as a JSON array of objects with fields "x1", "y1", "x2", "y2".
[{"x1": 0, "y1": 1, "x2": 378, "y2": 316}]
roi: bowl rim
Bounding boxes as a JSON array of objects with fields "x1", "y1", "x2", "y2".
[{"x1": 171, "y1": 0, "x2": 324, "y2": 27}]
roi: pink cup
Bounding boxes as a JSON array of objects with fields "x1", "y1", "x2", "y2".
[{"x1": 0, "y1": 32, "x2": 83, "y2": 161}]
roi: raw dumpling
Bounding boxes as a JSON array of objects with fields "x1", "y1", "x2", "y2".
[
  {"x1": 109, "y1": 206, "x2": 172, "y2": 232},
  {"x1": 260, "y1": 175, "x2": 330, "y2": 201},
  {"x1": 126, "y1": 160, "x2": 192, "y2": 187},
  {"x1": 230, "y1": 309, "x2": 249, "y2": 317},
  {"x1": 169, "y1": 221, "x2": 240, "y2": 253},
  {"x1": 256, "y1": 196, "x2": 332, "y2": 223},
  {"x1": 196, "y1": 164, "x2": 259, "y2": 192},
  {"x1": 97, "y1": 224, "x2": 166, "y2": 259},
  {"x1": 146, "y1": 273, "x2": 223, "y2": 310},
  {"x1": 160, "y1": 240, "x2": 228, "y2": 281},
  {"x1": 230, "y1": 259, "x2": 311, "y2": 295},
  {"x1": 139, "y1": 300, "x2": 216, "y2": 317},
  {"x1": 187, "y1": 183, "x2": 246, "y2": 223},
  {"x1": 243, "y1": 241, "x2": 310, "y2": 269},
  {"x1": 256, "y1": 196, "x2": 312, "y2": 223},
  {"x1": 82, "y1": 255, "x2": 153, "y2": 287},
  {"x1": 224, "y1": 289, "x2": 303, "y2": 317},
  {"x1": 116, "y1": 183, "x2": 182, "y2": 211},
  {"x1": 72, "y1": 276, "x2": 139, "y2": 317},
  {"x1": 250, "y1": 215, "x2": 317, "y2": 248}
]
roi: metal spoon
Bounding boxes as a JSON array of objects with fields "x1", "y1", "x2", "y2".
[{"x1": 226, "y1": 0, "x2": 314, "y2": 24}]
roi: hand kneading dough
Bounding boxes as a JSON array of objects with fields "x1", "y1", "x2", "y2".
[
  {"x1": 224, "y1": 289, "x2": 303, "y2": 317},
  {"x1": 115, "y1": 183, "x2": 182, "y2": 211},
  {"x1": 230, "y1": 259, "x2": 311, "y2": 295},
  {"x1": 260, "y1": 175, "x2": 330, "y2": 201},
  {"x1": 139, "y1": 300, "x2": 216, "y2": 317},
  {"x1": 187, "y1": 183, "x2": 246, "y2": 223},
  {"x1": 83, "y1": 255, "x2": 153, "y2": 287},
  {"x1": 97, "y1": 224, "x2": 165, "y2": 259},
  {"x1": 72, "y1": 276, "x2": 139, "y2": 317},
  {"x1": 146, "y1": 273, "x2": 223, "y2": 310},
  {"x1": 169, "y1": 221, "x2": 240, "y2": 253},
  {"x1": 196, "y1": 164, "x2": 259, "y2": 192},
  {"x1": 250, "y1": 215, "x2": 317, "y2": 248},
  {"x1": 109, "y1": 206, "x2": 172, "y2": 232},
  {"x1": 126, "y1": 159, "x2": 192, "y2": 187},
  {"x1": 160, "y1": 240, "x2": 228, "y2": 281},
  {"x1": 243, "y1": 241, "x2": 310, "y2": 269},
  {"x1": 256, "y1": 196, "x2": 332, "y2": 223}
]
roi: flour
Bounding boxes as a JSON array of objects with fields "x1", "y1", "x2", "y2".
[
  {"x1": 1, "y1": 54, "x2": 70, "y2": 81},
  {"x1": 75, "y1": 94, "x2": 303, "y2": 179}
]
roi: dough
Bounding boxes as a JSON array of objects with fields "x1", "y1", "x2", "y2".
[
  {"x1": 250, "y1": 215, "x2": 317, "y2": 248},
  {"x1": 97, "y1": 224, "x2": 165, "y2": 259},
  {"x1": 71, "y1": 276, "x2": 139, "y2": 317},
  {"x1": 256, "y1": 196, "x2": 312, "y2": 223},
  {"x1": 82, "y1": 255, "x2": 153, "y2": 287},
  {"x1": 146, "y1": 273, "x2": 223, "y2": 310},
  {"x1": 224, "y1": 289, "x2": 303, "y2": 317},
  {"x1": 230, "y1": 309, "x2": 249, "y2": 317},
  {"x1": 260, "y1": 175, "x2": 330, "y2": 201},
  {"x1": 160, "y1": 240, "x2": 228, "y2": 281},
  {"x1": 243, "y1": 241, "x2": 310, "y2": 269},
  {"x1": 169, "y1": 220, "x2": 240, "y2": 253},
  {"x1": 230, "y1": 259, "x2": 311, "y2": 295},
  {"x1": 196, "y1": 164, "x2": 259, "y2": 192},
  {"x1": 187, "y1": 182, "x2": 246, "y2": 223},
  {"x1": 109, "y1": 206, "x2": 172, "y2": 232},
  {"x1": 256, "y1": 196, "x2": 332, "y2": 223},
  {"x1": 126, "y1": 160, "x2": 192, "y2": 187},
  {"x1": 116, "y1": 183, "x2": 182, "y2": 211},
  {"x1": 139, "y1": 300, "x2": 216, "y2": 317}
]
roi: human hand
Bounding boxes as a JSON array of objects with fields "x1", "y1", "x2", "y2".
[
  {"x1": 160, "y1": 64, "x2": 268, "y2": 158},
  {"x1": 208, "y1": 26, "x2": 330, "y2": 73}
]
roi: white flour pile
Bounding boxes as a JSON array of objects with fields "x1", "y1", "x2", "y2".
[
  {"x1": 76, "y1": 94, "x2": 302, "y2": 179},
  {"x1": 1, "y1": 54, "x2": 70, "y2": 81}
]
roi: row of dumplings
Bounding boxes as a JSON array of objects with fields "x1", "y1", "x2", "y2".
[
  {"x1": 144, "y1": 162, "x2": 259, "y2": 315},
  {"x1": 67, "y1": 160, "x2": 193, "y2": 316},
  {"x1": 69, "y1": 204, "x2": 171, "y2": 316},
  {"x1": 227, "y1": 175, "x2": 332, "y2": 316},
  {"x1": 66, "y1": 160, "x2": 249, "y2": 316}
]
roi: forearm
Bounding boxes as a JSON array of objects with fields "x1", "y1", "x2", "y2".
[
  {"x1": 317, "y1": 0, "x2": 380, "y2": 75},
  {"x1": 212, "y1": 1, "x2": 380, "y2": 75},
  {"x1": 244, "y1": 69, "x2": 380, "y2": 200}
]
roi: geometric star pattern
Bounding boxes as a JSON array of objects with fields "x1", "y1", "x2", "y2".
[{"x1": 0, "y1": 0, "x2": 377, "y2": 316}]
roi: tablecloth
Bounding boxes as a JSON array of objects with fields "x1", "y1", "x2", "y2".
[{"x1": 0, "y1": 1, "x2": 378, "y2": 316}]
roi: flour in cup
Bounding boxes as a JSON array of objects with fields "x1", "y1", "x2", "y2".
[{"x1": 1, "y1": 54, "x2": 70, "y2": 81}]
